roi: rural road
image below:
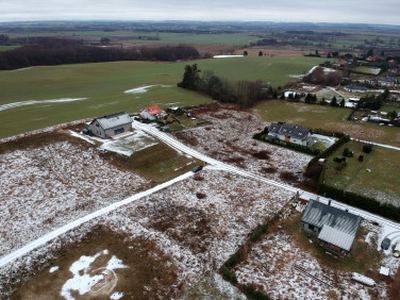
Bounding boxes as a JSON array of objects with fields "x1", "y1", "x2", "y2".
[{"x1": 1, "y1": 121, "x2": 400, "y2": 268}]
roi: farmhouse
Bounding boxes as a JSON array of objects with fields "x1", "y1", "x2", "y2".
[
  {"x1": 267, "y1": 122, "x2": 314, "y2": 147},
  {"x1": 87, "y1": 111, "x2": 132, "y2": 139},
  {"x1": 139, "y1": 105, "x2": 166, "y2": 121},
  {"x1": 301, "y1": 200, "x2": 362, "y2": 256}
]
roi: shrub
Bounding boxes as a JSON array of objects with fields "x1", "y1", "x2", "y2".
[
  {"x1": 358, "y1": 155, "x2": 364, "y2": 162},
  {"x1": 363, "y1": 144, "x2": 373, "y2": 154}
]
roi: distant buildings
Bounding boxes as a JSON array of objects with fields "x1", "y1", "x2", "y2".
[{"x1": 344, "y1": 84, "x2": 369, "y2": 93}]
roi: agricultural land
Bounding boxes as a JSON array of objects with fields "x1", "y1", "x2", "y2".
[{"x1": 1, "y1": 21, "x2": 400, "y2": 300}]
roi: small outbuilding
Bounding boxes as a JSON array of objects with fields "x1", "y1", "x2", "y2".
[
  {"x1": 87, "y1": 111, "x2": 132, "y2": 139},
  {"x1": 301, "y1": 200, "x2": 362, "y2": 256}
]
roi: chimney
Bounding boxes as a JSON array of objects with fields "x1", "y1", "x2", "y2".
[{"x1": 328, "y1": 200, "x2": 331, "y2": 206}]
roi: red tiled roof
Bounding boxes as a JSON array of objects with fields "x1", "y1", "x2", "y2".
[{"x1": 145, "y1": 105, "x2": 163, "y2": 116}]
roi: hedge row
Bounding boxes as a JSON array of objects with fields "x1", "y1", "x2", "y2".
[
  {"x1": 347, "y1": 108, "x2": 358, "y2": 121},
  {"x1": 307, "y1": 135, "x2": 349, "y2": 169},
  {"x1": 220, "y1": 221, "x2": 273, "y2": 299},
  {"x1": 318, "y1": 184, "x2": 400, "y2": 223},
  {"x1": 310, "y1": 128, "x2": 345, "y2": 138},
  {"x1": 253, "y1": 133, "x2": 321, "y2": 156}
]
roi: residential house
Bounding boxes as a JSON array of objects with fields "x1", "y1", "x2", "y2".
[
  {"x1": 301, "y1": 200, "x2": 362, "y2": 256},
  {"x1": 267, "y1": 122, "x2": 314, "y2": 147},
  {"x1": 87, "y1": 111, "x2": 132, "y2": 138},
  {"x1": 139, "y1": 105, "x2": 166, "y2": 121}
]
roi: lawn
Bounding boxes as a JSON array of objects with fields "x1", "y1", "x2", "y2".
[
  {"x1": 323, "y1": 141, "x2": 400, "y2": 205},
  {"x1": 0, "y1": 57, "x2": 325, "y2": 139},
  {"x1": 128, "y1": 142, "x2": 203, "y2": 182},
  {"x1": 255, "y1": 100, "x2": 350, "y2": 128}
]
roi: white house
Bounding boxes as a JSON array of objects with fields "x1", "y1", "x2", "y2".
[
  {"x1": 267, "y1": 122, "x2": 314, "y2": 147},
  {"x1": 87, "y1": 111, "x2": 132, "y2": 138}
]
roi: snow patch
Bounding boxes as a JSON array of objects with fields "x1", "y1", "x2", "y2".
[
  {"x1": 0, "y1": 98, "x2": 88, "y2": 112},
  {"x1": 60, "y1": 250, "x2": 128, "y2": 300},
  {"x1": 49, "y1": 266, "x2": 59, "y2": 273},
  {"x1": 213, "y1": 55, "x2": 244, "y2": 58},
  {"x1": 124, "y1": 85, "x2": 172, "y2": 94}
]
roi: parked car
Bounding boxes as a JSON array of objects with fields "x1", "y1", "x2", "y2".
[
  {"x1": 381, "y1": 238, "x2": 391, "y2": 250},
  {"x1": 192, "y1": 165, "x2": 203, "y2": 173}
]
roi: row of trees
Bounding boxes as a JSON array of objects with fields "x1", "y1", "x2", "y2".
[
  {"x1": 178, "y1": 64, "x2": 274, "y2": 108},
  {"x1": 0, "y1": 38, "x2": 200, "y2": 69}
]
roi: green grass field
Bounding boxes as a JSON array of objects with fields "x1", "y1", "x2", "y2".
[
  {"x1": 0, "y1": 45, "x2": 20, "y2": 51},
  {"x1": 6, "y1": 31, "x2": 260, "y2": 46},
  {"x1": 255, "y1": 100, "x2": 350, "y2": 127},
  {"x1": 255, "y1": 100, "x2": 400, "y2": 147},
  {"x1": 323, "y1": 141, "x2": 400, "y2": 204},
  {"x1": 0, "y1": 57, "x2": 325, "y2": 138}
]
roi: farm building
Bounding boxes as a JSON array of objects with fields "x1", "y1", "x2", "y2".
[
  {"x1": 267, "y1": 122, "x2": 314, "y2": 147},
  {"x1": 301, "y1": 200, "x2": 362, "y2": 256},
  {"x1": 139, "y1": 105, "x2": 166, "y2": 121},
  {"x1": 344, "y1": 84, "x2": 369, "y2": 93},
  {"x1": 86, "y1": 111, "x2": 132, "y2": 139}
]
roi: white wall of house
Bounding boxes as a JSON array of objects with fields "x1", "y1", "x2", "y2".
[{"x1": 139, "y1": 110, "x2": 156, "y2": 121}]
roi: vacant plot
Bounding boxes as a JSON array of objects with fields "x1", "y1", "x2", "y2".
[
  {"x1": 0, "y1": 138, "x2": 151, "y2": 257},
  {"x1": 323, "y1": 141, "x2": 400, "y2": 205},
  {"x1": 128, "y1": 141, "x2": 203, "y2": 182},
  {"x1": 255, "y1": 100, "x2": 400, "y2": 147}
]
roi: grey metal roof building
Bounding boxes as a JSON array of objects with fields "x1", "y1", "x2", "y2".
[
  {"x1": 269, "y1": 123, "x2": 310, "y2": 140},
  {"x1": 88, "y1": 111, "x2": 132, "y2": 138},
  {"x1": 301, "y1": 200, "x2": 362, "y2": 253}
]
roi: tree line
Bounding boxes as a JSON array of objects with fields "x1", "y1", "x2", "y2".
[
  {"x1": 0, "y1": 38, "x2": 199, "y2": 70},
  {"x1": 178, "y1": 64, "x2": 275, "y2": 108}
]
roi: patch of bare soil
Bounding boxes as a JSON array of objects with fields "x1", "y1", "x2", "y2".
[{"x1": 11, "y1": 229, "x2": 178, "y2": 300}]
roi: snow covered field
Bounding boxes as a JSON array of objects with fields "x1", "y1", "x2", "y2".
[
  {"x1": 0, "y1": 141, "x2": 152, "y2": 258},
  {"x1": 172, "y1": 105, "x2": 312, "y2": 184},
  {"x1": 1, "y1": 104, "x2": 398, "y2": 298}
]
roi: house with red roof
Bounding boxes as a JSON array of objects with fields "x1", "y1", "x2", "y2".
[{"x1": 139, "y1": 105, "x2": 166, "y2": 121}]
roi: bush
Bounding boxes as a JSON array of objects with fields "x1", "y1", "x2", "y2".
[
  {"x1": 342, "y1": 148, "x2": 353, "y2": 157},
  {"x1": 358, "y1": 155, "x2": 364, "y2": 162},
  {"x1": 363, "y1": 144, "x2": 373, "y2": 154}
]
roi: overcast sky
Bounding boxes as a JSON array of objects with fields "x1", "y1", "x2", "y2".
[{"x1": 1, "y1": 0, "x2": 400, "y2": 25}]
